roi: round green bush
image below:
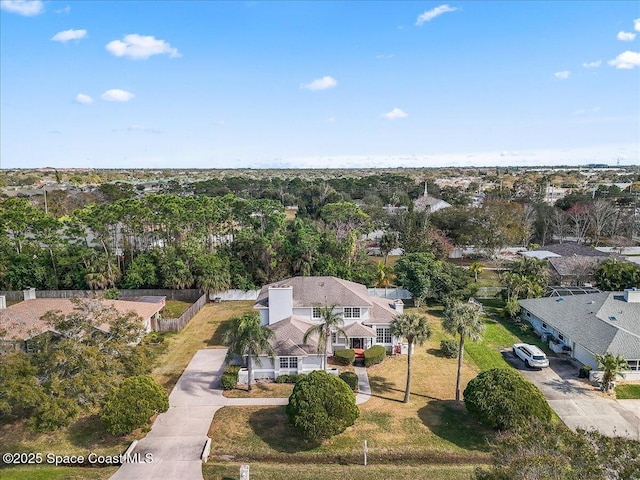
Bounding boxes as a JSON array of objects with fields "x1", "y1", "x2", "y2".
[
  {"x1": 440, "y1": 339, "x2": 459, "y2": 358},
  {"x1": 220, "y1": 366, "x2": 240, "y2": 390},
  {"x1": 275, "y1": 374, "x2": 290, "y2": 384},
  {"x1": 364, "y1": 345, "x2": 387, "y2": 367},
  {"x1": 101, "y1": 376, "x2": 169, "y2": 435},
  {"x1": 463, "y1": 368, "x2": 553, "y2": 430},
  {"x1": 286, "y1": 370, "x2": 359, "y2": 440},
  {"x1": 333, "y1": 349, "x2": 355, "y2": 366},
  {"x1": 339, "y1": 371, "x2": 359, "y2": 391}
]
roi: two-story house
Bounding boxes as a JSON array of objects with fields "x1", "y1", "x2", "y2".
[{"x1": 249, "y1": 276, "x2": 404, "y2": 379}]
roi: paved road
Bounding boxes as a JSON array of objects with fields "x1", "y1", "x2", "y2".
[
  {"x1": 111, "y1": 349, "x2": 371, "y2": 480},
  {"x1": 505, "y1": 351, "x2": 640, "y2": 439}
]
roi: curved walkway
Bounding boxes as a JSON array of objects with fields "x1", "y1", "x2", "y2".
[{"x1": 110, "y1": 349, "x2": 370, "y2": 480}]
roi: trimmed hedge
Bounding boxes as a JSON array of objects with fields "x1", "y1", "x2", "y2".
[
  {"x1": 220, "y1": 366, "x2": 240, "y2": 390},
  {"x1": 275, "y1": 373, "x2": 307, "y2": 384},
  {"x1": 440, "y1": 339, "x2": 459, "y2": 358},
  {"x1": 339, "y1": 371, "x2": 359, "y2": 391},
  {"x1": 333, "y1": 349, "x2": 356, "y2": 366},
  {"x1": 364, "y1": 345, "x2": 387, "y2": 367}
]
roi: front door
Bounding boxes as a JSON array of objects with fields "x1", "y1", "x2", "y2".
[{"x1": 351, "y1": 338, "x2": 363, "y2": 349}]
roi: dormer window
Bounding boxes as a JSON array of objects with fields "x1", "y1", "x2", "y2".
[
  {"x1": 312, "y1": 307, "x2": 322, "y2": 319},
  {"x1": 343, "y1": 307, "x2": 361, "y2": 319}
]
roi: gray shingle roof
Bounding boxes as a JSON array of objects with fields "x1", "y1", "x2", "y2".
[
  {"x1": 267, "y1": 315, "x2": 319, "y2": 356},
  {"x1": 548, "y1": 256, "x2": 603, "y2": 277},
  {"x1": 544, "y1": 243, "x2": 612, "y2": 257},
  {"x1": 344, "y1": 322, "x2": 377, "y2": 338},
  {"x1": 255, "y1": 276, "x2": 373, "y2": 309},
  {"x1": 518, "y1": 293, "x2": 640, "y2": 359}
]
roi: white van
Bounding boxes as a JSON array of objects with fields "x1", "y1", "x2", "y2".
[{"x1": 513, "y1": 343, "x2": 549, "y2": 368}]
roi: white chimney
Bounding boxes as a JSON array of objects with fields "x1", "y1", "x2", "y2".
[
  {"x1": 0, "y1": 296, "x2": 6, "y2": 310},
  {"x1": 23, "y1": 288, "x2": 36, "y2": 301},
  {"x1": 623, "y1": 288, "x2": 640, "y2": 303},
  {"x1": 393, "y1": 299, "x2": 404, "y2": 314},
  {"x1": 268, "y1": 284, "x2": 293, "y2": 324}
]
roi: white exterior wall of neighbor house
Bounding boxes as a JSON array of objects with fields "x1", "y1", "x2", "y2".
[
  {"x1": 267, "y1": 285, "x2": 293, "y2": 324},
  {"x1": 244, "y1": 355, "x2": 323, "y2": 381}
]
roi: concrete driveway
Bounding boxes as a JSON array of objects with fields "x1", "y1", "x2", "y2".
[
  {"x1": 110, "y1": 349, "x2": 372, "y2": 480},
  {"x1": 504, "y1": 351, "x2": 640, "y2": 439}
]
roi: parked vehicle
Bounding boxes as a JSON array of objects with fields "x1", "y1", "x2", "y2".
[{"x1": 513, "y1": 343, "x2": 549, "y2": 368}]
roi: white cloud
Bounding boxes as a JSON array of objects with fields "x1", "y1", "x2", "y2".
[
  {"x1": 0, "y1": 0, "x2": 43, "y2": 15},
  {"x1": 635, "y1": 18, "x2": 640, "y2": 32},
  {"x1": 105, "y1": 34, "x2": 181, "y2": 59},
  {"x1": 101, "y1": 89, "x2": 135, "y2": 102},
  {"x1": 52, "y1": 29, "x2": 87, "y2": 43},
  {"x1": 55, "y1": 4, "x2": 70, "y2": 14},
  {"x1": 617, "y1": 31, "x2": 637, "y2": 41},
  {"x1": 582, "y1": 60, "x2": 602, "y2": 68},
  {"x1": 608, "y1": 51, "x2": 640, "y2": 69},
  {"x1": 381, "y1": 108, "x2": 407, "y2": 120},
  {"x1": 75, "y1": 93, "x2": 93, "y2": 104},
  {"x1": 554, "y1": 70, "x2": 570, "y2": 80},
  {"x1": 376, "y1": 54, "x2": 395, "y2": 59},
  {"x1": 416, "y1": 4, "x2": 457, "y2": 26},
  {"x1": 300, "y1": 76, "x2": 337, "y2": 91}
]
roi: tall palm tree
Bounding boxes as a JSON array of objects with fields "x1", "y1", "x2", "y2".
[
  {"x1": 390, "y1": 312, "x2": 432, "y2": 403},
  {"x1": 303, "y1": 305, "x2": 348, "y2": 371},
  {"x1": 469, "y1": 262, "x2": 483, "y2": 283},
  {"x1": 442, "y1": 301, "x2": 485, "y2": 402},
  {"x1": 222, "y1": 312, "x2": 274, "y2": 391},
  {"x1": 595, "y1": 352, "x2": 628, "y2": 393}
]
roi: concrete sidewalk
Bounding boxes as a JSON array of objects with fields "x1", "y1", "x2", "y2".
[{"x1": 110, "y1": 350, "x2": 371, "y2": 480}]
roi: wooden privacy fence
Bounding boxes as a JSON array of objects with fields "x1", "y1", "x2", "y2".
[{"x1": 156, "y1": 293, "x2": 208, "y2": 333}]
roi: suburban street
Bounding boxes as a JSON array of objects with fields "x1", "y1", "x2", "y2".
[{"x1": 505, "y1": 351, "x2": 640, "y2": 439}]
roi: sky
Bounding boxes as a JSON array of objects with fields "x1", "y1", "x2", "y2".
[{"x1": 1, "y1": 0, "x2": 639, "y2": 169}]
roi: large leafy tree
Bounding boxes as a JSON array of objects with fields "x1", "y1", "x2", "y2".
[
  {"x1": 442, "y1": 301, "x2": 485, "y2": 401},
  {"x1": 303, "y1": 305, "x2": 348, "y2": 371},
  {"x1": 595, "y1": 258, "x2": 640, "y2": 291},
  {"x1": 223, "y1": 312, "x2": 275, "y2": 391},
  {"x1": 595, "y1": 352, "x2": 629, "y2": 393},
  {"x1": 390, "y1": 312, "x2": 432, "y2": 403}
]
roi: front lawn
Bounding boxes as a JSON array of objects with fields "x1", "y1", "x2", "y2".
[
  {"x1": 0, "y1": 465, "x2": 116, "y2": 480},
  {"x1": 223, "y1": 383, "x2": 294, "y2": 398},
  {"x1": 615, "y1": 384, "x2": 640, "y2": 399}
]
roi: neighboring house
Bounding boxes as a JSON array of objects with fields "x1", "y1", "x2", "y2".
[
  {"x1": 0, "y1": 289, "x2": 164, "y2": 352},
  {"x1": 523, "y1": 243, "x2": 616, "y2": 287},
  {"x1": 518, "y1": 289, "x2": 640, "y2": 380},
  {"x1": 250, "y1": 276, "x2": 404, "y2": 379},
  {"x1": 413, "y1": 194, "x2": 451, "y2": 213}
]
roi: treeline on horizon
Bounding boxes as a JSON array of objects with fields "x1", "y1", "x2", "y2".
[{"x1": 0, "y1": 172, "x2": 637, "y2": 293}]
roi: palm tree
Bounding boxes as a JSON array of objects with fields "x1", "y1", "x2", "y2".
[
  {"x1": 222, "y1": 312, "x2": 274, "y2": 392},
  {"x1": 469, "y1": 262, "x2": 483, "y2": 283},
  {"x1": 442, "y1": 301, "x2": 485, "y2": 402},
  {"x1": 390, "y1": 312, "x2": 432, "y2": 403},
  {"x1": 595, "y1": 352, "x2": 628, "y2": 393},
  {"x1": 303, "y1": 305, "x2": 348, "y2": 371}
]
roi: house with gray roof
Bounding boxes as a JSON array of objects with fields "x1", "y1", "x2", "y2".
[
  {"x1": 518, "y1": 288, "x2": 640, "y2": 380},
  {"x1": 249, "y1": 276, "x2": 403, "y2": 380}
]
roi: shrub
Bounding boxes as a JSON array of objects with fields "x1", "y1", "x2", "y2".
[
  {"x1": 275, "y1": 374, "x2": 290, "y2": 384},
  {"x1": 220, "y1": 366, "x2": 240, "y2": 390},
  {"x1": 463, "y1": 368, "x2": 553, "y2": 430},
  {"x1": 440, "y1": 339, "x2": 459, "y2": 358},
  {"x1": 364, "y1": 345, "x2": 387, "y2": 367},
  {"x1": 333, "y1": 349, "x2": 355, "y2": 366},
  {"x1": 339, "y1": 371, "x2": 359, "y2": 391},
  {"x1": 100, "y1": 376, "x2": 169, "y2": 435},
  {"x1": 27, "y1": 396, "x2": 80, "y2": 432},
  {"x1": 286, "y1": 370, "x2": 359, "y2": 440}
]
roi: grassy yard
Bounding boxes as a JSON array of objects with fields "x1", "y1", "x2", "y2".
[
  {"x1": 0, "y1": 465, "x2": 117, "y2": 480},
  {"x1": 160, "y1": 299, "x2": 192, "y2": 318},
  {"x1": 203, "y1": 463, "x2": 476, "y2": 480},
  {"x1": 209, "y1": 309, "x2": 492, "y2": 469},
  {"x1": 152, "y1": 301, "x2": 253, "y2": 391},
  {"x1": 615, "y1": 384, "x2": 640, "y2": 399}
]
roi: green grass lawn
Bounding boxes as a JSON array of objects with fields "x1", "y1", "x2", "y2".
[
  {"x1": 203, "y1": 463, "x2": 476, "y2": 480},
  {"x1": 160, "y1": 299, "x2": 192, "y2": 318},
  {"x1": 0, "y1": 465, "x2": 117, "y2": 480},
  {"x1": 615, "y1": 384, "x2": 640, "y2": 399}
]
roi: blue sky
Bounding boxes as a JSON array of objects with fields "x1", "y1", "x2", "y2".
[{"x1": 1, "y1": 0, "x2": 639, "y2": 169}]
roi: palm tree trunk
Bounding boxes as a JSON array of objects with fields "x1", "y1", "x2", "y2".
[
  {"x1": 403, "y1": 340, "x2": 412, "y2": 403},
  {"x1": 455, "y1": 336, "x2": 465, "y2": 402},
  {"x1": 247, "y1": 349, "x2": 253, "y2": 392}
]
